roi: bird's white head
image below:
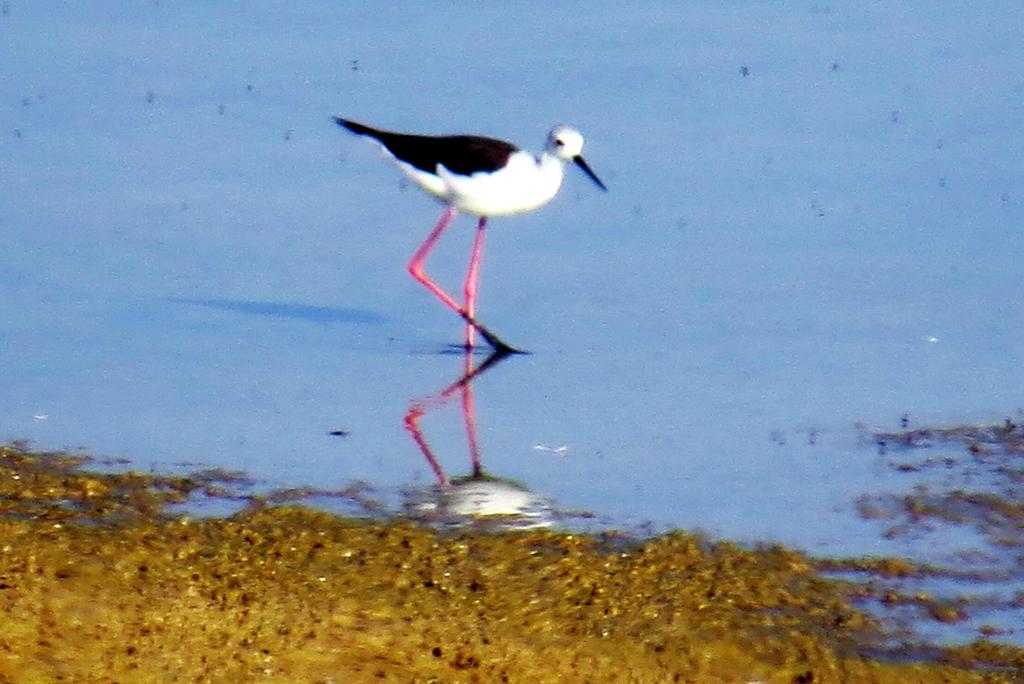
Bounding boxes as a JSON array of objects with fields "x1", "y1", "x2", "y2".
[
  {"x1": 545, "y1": 125, "x2": 586, "y2": 160},
  {"x1": 545, "y1": 125, "x2": 607, "y2": 192}
]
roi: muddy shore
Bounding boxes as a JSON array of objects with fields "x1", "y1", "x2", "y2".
[{"x1": 0, "y1": 444, "x2": 1020, "y2": 682}]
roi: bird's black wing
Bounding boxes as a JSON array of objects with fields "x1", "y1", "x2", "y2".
[{"x1": 335, "y1": 118, "x2": 517, "y2": 176}]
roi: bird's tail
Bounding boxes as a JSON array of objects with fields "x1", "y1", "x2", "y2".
[{"x1": 333, "y1": 117, "x2": 378, "y2": 137}]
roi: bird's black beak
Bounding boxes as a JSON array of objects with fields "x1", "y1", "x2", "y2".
[{"x1": 573, "y1": 156, "x2": 607, "y2": 192}]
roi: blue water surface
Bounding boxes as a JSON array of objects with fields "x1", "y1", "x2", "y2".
[{"x1": 2, "y1": 1, "x2": 1023, "y2": 639}]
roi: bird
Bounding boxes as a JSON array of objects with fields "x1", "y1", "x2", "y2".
[{"x1": 334, "y1": 117, "x2": 606, "y2": 353}]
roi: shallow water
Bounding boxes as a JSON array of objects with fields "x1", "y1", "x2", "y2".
[{"x1": 2, "y1": 2, "x2": 1023, "y2": 642}]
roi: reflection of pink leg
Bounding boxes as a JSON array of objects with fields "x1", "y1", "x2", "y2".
[
  {"x1": 462, "y1": 217, "x2": 488, "y2": 349},
  {"x1": 405, "y1": 349, "x2": 513, "y2": 491},
  {"x1": 407, "y1": 207, "x2": 462, "y2": 315},
  {"x1": 460, "y1": 351, "x2": 483, "y2": 477},
  {"x1": 405, "y1": 350, "x2": 482, "y2": 485},
  {"x1": 404, "y1": 406, "x2": 448, "y2": 486}
]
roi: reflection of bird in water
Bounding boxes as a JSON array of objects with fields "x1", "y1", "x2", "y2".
[
  {"x1": 404, "y1": 473, "x2": 556, "y2": 532},
  {"x1": 401, "y1": 349, "x2": 572, "y2": 531},
  {"x1": 335, "y1": 118, "x2": 606, "y2": 351}
]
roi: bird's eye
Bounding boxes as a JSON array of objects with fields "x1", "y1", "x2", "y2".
[{"x1": 555, "y1": 138, "x2": 565, "y2": 146}]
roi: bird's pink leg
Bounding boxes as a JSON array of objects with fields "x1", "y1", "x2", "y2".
[
  {"x1": 408, "y1": 207, "x2": 463, "y2": 315},
  {"x1": 462, "y1": 217, "x2": 488, "y2": 349},
  {"x1": 408, "y1": 208, "x2": 518, "y2": 353}
]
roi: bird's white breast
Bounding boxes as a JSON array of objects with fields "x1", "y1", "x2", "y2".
[
  {"x1": 379, "y1": 147, "x2": 565, "y2": 217},
  {"x1": 438, "y1": 152, "x2": 565, "y2": 217}
]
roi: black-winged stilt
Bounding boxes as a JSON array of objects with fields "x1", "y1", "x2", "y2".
[{"x1": 335, "y1": 118, "x2": 606, "y2": 352}]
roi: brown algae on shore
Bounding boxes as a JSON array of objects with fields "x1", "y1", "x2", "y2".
[{"x1": 0, "y1": 443, "x2": 1020, "y2": 682}]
